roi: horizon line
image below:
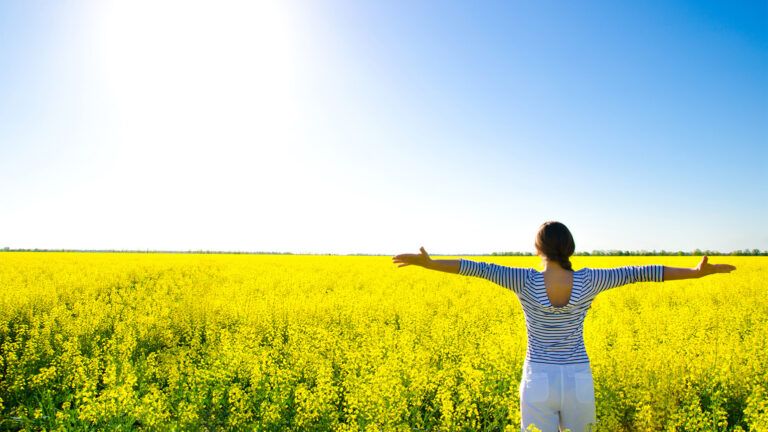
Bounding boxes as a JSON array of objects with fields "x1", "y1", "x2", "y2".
[{"x1": 1, "y1": 247, "x2": 766, "y2": 256}]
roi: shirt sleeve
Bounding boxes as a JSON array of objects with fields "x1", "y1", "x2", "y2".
[
  {"x1": 458, "y1": 258, "x2": 528, "y2": 295},
  {"x1": 589, "y1": 265, "x2": 664, "y2": 294}
]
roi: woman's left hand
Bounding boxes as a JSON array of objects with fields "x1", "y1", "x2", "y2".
[{"x1": 392, "y1": 246, "x2": 433, "y2": 268}]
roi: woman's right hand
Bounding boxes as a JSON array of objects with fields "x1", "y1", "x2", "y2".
[
  {"x1": 392, "y1": 246, "x2": 433, "y2": 268},
  {"x1": 696, "y1": 256, "x2": 736, "y2": 276}
]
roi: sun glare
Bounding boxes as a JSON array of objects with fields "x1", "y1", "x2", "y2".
[
  {"x1": 79, "y1": 0, "x2": 322, "y2": 250},
  {"x1": 93, "y1": 0, "x2": 303, "y2": 181}
]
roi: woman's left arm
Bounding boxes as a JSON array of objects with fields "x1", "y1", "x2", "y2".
[
  {"x1": 392, "y1": 247, "x2": 460, "y2": 274},
  {"x1": 393, "y1": 247, "x2": 528, "y2": 294}
]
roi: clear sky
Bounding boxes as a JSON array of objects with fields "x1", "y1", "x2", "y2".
[{"x1": 1, "y1": 0, "x2": 766, "y2": 255}]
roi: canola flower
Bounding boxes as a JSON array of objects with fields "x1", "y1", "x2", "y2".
[{"x1": 0, "y1": 253, "x2": 766, "y2": 431}]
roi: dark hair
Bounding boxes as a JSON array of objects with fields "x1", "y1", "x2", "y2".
[{"x1": 535, "y1": 221, "x2": 575, "y2": 271}]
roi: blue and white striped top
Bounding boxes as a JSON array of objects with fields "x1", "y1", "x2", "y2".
[{"x1": 459, "y1": 259, "x2": 664, "y2": 364}]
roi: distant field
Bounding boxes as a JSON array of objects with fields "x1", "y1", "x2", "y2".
[{"x1": 0, "y1": 253, "x2": 766, "y2": 431}]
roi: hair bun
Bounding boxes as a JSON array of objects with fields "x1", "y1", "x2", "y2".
[{"x1": 558, "y1": 257, "x2": 573, "y2": 271}]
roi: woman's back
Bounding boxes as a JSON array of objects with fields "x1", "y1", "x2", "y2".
[
  {"x1": 458, "y1": 259, "x2": 665, "y2": 364},
  {"x1": 542, "y1": 268, "x2": 574, "y2": 307}
]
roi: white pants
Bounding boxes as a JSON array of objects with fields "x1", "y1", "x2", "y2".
[{"x1": 519, "y1": 360, "x2": 597, "y2": 432}]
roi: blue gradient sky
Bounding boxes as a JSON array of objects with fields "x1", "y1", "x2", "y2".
[{"x1": 1, "y1": 0, "x2": 766, "y2": 254}]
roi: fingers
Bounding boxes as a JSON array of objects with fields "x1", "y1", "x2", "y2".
[
  {"x1": 393, "y1": 249, "x2": 426, "y2": 261},
  {"x1": 392, "y1": 254, "x2": 415, "y2": 261},
  {"x1": 393, "y1": 251, "x2": 418, "y2": 257},
  {"x1": 420, "y1": 246, "x2": 429, "y2": 256},
  {"x1": 701, "y1": 256, "x2": 708, "y2": 266},
  {"x1": 393, "y1": 253, "x2": 419, "y2": 267},
  {"x1": 715, "y1": 264, "x2": 736, "y2": 272}
]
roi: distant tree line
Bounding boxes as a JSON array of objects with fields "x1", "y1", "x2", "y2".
[
  {"x1": 491, "y1": 249, "x2": 768, "y2": 256},
  {"x1": 2, "y1": 247, "x2": 767, "y2": 256},
  {"x1": 0, "y1": 247, "x2": 295, "y2": 255}
]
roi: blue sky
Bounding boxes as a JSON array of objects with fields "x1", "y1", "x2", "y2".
[{"x1": 0, "y1": 0, "x2": 766, "y2": 254}]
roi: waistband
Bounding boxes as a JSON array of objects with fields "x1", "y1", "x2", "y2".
[
  {"x1": 523, "y1": 359, "x2": 592, "y2": 373},
  {"x1": 525, "y1": 359, "x2": 591, "y2": 366}
]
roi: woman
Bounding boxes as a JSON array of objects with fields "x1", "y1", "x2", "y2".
[{"x1": 391, "y1": 221, "x2": 736, "y2": 432}]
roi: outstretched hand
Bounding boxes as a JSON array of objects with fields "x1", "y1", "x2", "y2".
[
  {"x1": 392, "y1": 246, "x2": 433, "y2": 268},
  {"x1": 696, "y1": 256, "x2": 736, "y2": 276}
]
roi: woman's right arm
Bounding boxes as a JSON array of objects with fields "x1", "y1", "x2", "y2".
[
  {"x1": 662, "y1": 256, "x2": 736, "y2": 281},
  {"x1": 591, "y1": 256, "x2": 736, "y2": 294}
]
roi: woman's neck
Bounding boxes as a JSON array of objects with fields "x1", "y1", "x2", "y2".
[{"x1": 541, "y1": 258, "x2": 564, "y2": 272}]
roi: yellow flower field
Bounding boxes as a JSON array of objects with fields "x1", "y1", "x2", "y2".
[{"x1": 0, "y1": 253, "x2": 766, "y2": 431}]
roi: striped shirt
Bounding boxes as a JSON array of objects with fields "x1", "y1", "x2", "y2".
[{"x1": 459, "y1": 259, "x2": 664, "y2": 364}]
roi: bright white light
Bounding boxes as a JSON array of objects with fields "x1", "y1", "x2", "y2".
[
  {"x1": 86, "y1": 0, "x2": 320, "y2": 251},
  {"x1": 95, "y1": 0, "x2": 302, "y2": 166}
]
